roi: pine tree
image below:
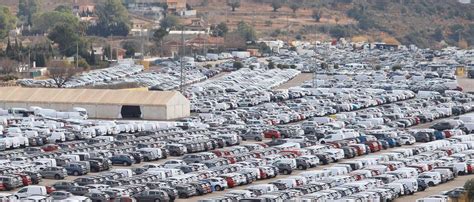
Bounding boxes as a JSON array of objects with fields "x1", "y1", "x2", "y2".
[{"x1": 5, "y1": 38, "x2": 13, "y2": 58}]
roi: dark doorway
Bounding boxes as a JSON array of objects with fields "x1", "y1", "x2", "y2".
[{"x1": 121, "y1": 105, "x2": 142, "y2": 119}]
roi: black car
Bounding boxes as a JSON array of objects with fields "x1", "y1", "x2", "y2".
[
  {"x1": 128, "y1": 152, "x2": 144, "y2": 164},
  {"x1": 417, "y1": 178, "x2": 428, "y2": 191},
  {"x1": 157, "y1": 187, "x2": 178, "y2": 201},
  {"x1": 341, "y1": 146, "x2": 356, "y2": 159}
]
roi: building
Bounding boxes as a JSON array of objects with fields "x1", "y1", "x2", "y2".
[
  {"x1": 0, "y1": 87, "x2": 190, "y2": 120},
  {"x1": 166, "y1": 0, "x2": 187, "y2": 14}
]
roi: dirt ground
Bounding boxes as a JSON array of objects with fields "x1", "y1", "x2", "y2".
[
  {"x1": 458, "y1": 76, "x2": 474, "y2": 93},
  {"x1": 275, "y1": 73, "x2": 313, "y2": 90}
]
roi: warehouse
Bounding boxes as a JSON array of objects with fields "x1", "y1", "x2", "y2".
[{"x1": 0, "y1": 87, "x2": 190, "y2": 120}]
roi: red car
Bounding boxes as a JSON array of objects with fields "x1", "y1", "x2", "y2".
[
  {"x1": 14, "y1": 173, "x2": 32, "y2": 186},
  {"x1": 0, "y1": 182, "x2": 5, "y2": 191},
  {"x1": 263, "y1": 130, "x2": 281, "y2": 139},
  {"x1": 42, "y1": 144, "x2": 59, "y2": 152}
]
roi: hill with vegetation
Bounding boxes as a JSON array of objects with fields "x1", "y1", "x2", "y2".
[{"x1": 189, "y1": 0, "x2": 474, "y2": 48}]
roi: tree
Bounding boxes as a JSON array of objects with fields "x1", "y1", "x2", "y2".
[
  {"x1": 212, "y1": 22, "x2": 229, "y2": 37},
  {"x1": 160, "y1": 15, "x2": 179, "y2": 29},
  {"x1": 227, "y1": 0, "x2": 241, "y2": 12},
  {"x1": 0, "y1": 6, "x2": 17, "y2": 39},
  {"x1": 236, "y1": 21, "x2": 257, "y2": 41},
  {"x1": 0, "y1": 58, "x2": 19, "y2": 74},
  {"x1": 17, "y1": 0, "x2": 38, "y2": 25},
  {"x1": 464, "y1": 179, "x2": 474, "y2": 200},
  {"x1": 48, "y1": 24, "x2": 82, "y2": 57},
  {"x1": 289, "y1": 2, "x2": 301, "y2": 13},
  {"x1": 91, "y1": 0, "x2": 131, "y2": 37},
  {"x1": 271, "y1": 0, "x2": 283, "y2": 12},
  {"x1": 153, "y1": 28, "x2": 169, "y2": 44},
  {"x1": 32, "y1": 11, "x2": 79, "y2": 34},
  {"x1": 268, "y1": 61, "x2": 275, "y2": 69},
  {"x1": 312, "y1": 9, "x2": 322, "y2": 22},
  {"x1": 54, "y1": 5, "x2": 73, "y2": 13},
  {"x1": 122, "y1": 39, "x2": 141, "y2": 58},
  {"x1": 46, "y1": 61, "x2": 77, "y2": 88},
  {"x1": 233, "y1": 61, "x2": 244, "y2": 69},
  {"x1": 391, "y1": 65, "x2": 402, "y2": 71}
]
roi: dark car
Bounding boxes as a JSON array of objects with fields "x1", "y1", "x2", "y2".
[
  {"x1": 342, "y1": 146, "x2": 356, "y2": 159},
  {"x1": 190, "y1": 181, "x2": 212, "y2": 195},
  {"x1": 52, "y1": 181, "x2": 79, "y2": 191},
  {"x1": 110, "y1": 154, "x2": 135, "y2": 166},
  {"x1": 431, "y1": 122, "x2": 456, "y2": 131},
  {"x1": 417, "y1": 178, "x2": 428, "y2": 191},
  {"x1": 90, "y1": 157, "x2": 111, "y2": 170},
  {"x1": 174, "y1": 184, "x2": 197, "y2": 198},
  {"x1": 68, "y1": 186, "x2": 90, "y2": 196},
  {"x1": 157, "y1": 187, "x2": 178, "y2": 201},
  {"x1": 315, "y1": 154, "x2": 332, "y2": 165},
  {"x1": 134, "y1": 190, "x2": 170, "y2": 202},
  {"x1": 272, "y1": 162, "x2": 293, "y2": 175},
  {"x1": 128, "y1": 152, "x2": 144, "y2": 164},
  {"x1": 85, "y1": 192, "x2": 111, "y2": 202},
  {"x1": 295, "y1": 158, "x2": 310, "y2": 170}
]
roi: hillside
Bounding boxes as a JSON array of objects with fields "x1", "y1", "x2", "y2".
[
  {"x1": 188, "y1": 0, "x2": 474, "y2": 48},
  {"x1": 4, "y1": 0, "x2": 474, "y2": 48}
]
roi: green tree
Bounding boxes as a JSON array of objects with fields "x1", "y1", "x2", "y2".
[
  {"x1": 227, "y1": 0, "x2": 241, "y2": 12},
  {"x1": 0, "y1": 6, "x2": 17, "y2": 39},
  {"x1": 32, "y1": 11, "x2": 79, "y2": 34},
  {"x1": 92, "y1": 0, "x2": 131, "y2": 36},
  {"x1": 48, "y1": 24, "x2": 82, "y2": 57},
  {"x1": 289, "y1": 1, "x2": 301, "y2": 13},
  {"x1": 312, "y1": 9, "x2": 322, "y2": 22},
  {"x1": 54, "y1": 5, "x2": 73, "y2": 13},
  {"x1": 153, "y1": 28, "x2": 169, "y2": 44},
  {"x1": 121, "y1": 39, "x2": 140, "y2": 58},
  {"x1": 236, "y1": 21, "x2": 257, "y2": 41},
  {"x1": 268, "y1": 61, "x2": 275, "y2": 69},
  {"x1": 391, "y1": 65, "x2": 402, "y2": 71},
  {"x1": 464, "y1": 179, "x2": 474, "y2": 200},
  {"x1": 233, "y1": 61, "x2": 244, "y2": 69},
  {"x1": 271, "y1": 0, "x2": 283, "y2": 12},
  {"x1": 160, "y1": 15, "x2": 179, "y2": 29},
  {"x1": 212, "y1": 22, "x2": 229, "y2": 37},
  {"x1": 17, "y1": 0, "x2": 38, "y2": 25}
]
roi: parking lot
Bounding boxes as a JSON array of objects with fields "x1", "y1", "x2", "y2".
[{"x1": 2, "y1": 44, "x2": 474, "y2": 202}]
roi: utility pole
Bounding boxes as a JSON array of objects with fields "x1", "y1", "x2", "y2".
[
  {"x1": 313, "y1": 57, "x2": 316, "y2": 88},
  {"x1": 76, "y1": 42, "x2": 79, "y2": 69}
]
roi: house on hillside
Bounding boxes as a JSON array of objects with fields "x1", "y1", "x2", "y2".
[
  {"x1": 130, "y1": 18, "x2": 153, "y2": 37},
  {"x1": 167, "y1": 0, "x2": 187, "y2": 14}
]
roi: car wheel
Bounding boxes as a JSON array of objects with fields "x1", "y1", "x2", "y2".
[
  {"x1": 215, "y1": 185, "x2": 222, "y2": 191},
  {"x1": 73, "y1": 171, "x2": 79, "y2": 176},
  {"x1": 282, "y1": 169, "x2": 289, "y2": 175},
  {"x1": 54, "y1": 174, "x2": 61, "y2": 180},
  {"x1": 123, "y1": 162, "x2": 128, "y2": 166},
  {"x1": 298, "y1": 165, "x2": 304, "y2": 170},
  {"x1": 428, "y1": 182, "x2": 434, "y2": 186},
  {"x1": 406, "y1": 142, "x2": 410, "y2": 145},
  {"x1": 255, "y1": 137, "x2": 262, "y2": 141},
  {"x1": 144, "y1": 157, "x2": 150, "y2": 162}
]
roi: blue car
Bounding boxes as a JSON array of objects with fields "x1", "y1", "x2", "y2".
[{"x1": 109, "y1": 154, "x2": 134, "y2": 166}]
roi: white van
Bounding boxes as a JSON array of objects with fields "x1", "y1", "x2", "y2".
[
  {"x1": 112, "y1": 169, "x2": 133, "y2": 178},
  {"x1": 418, "y1": 172, "x2": 442, "y2": 186},
  {"x1": 14, "y1": 186, "x2": 48, "y2": 199},
  {"x1": 245, "y1": 184, "x2": 278, "y2": 196},
  {"x1": 395, "y1": 179, "x2": 418, "y2": 194}
]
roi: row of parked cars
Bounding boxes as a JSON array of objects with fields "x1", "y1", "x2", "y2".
[{"x1": 200, "y1": 134, "x2": 474, "y2": 201}]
